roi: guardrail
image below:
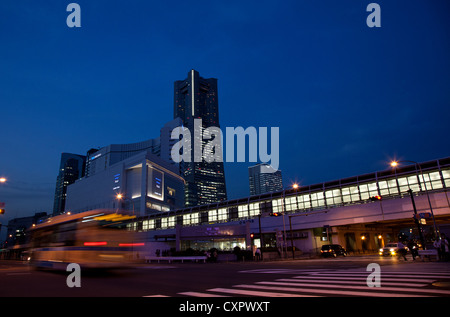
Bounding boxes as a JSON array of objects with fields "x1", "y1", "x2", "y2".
[
  {"x1": 418, "y1": 249, "x2": 439, "y2": 261},
  {"x1": 145, "y1": 256, "x2": 207, "y2": 263}
]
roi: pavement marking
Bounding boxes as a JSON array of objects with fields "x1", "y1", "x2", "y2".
[
  {"x1": 276, "y1": 278, "x2": 428, "y2": 288},
  {"x1": 311, "y1": 272, "x2": 450, "y2": 279},
  {"x1": 233, "y1": 284, "x2": 434, "y2": 297},
  {"x1": 207, "y1": 287, "x2": 318, "y2": 297},
  {"x1": 178, "y1": 292, "x2": 230, "y2": 297},
  {"x1": 143, "y1": 294, "x2": 170, "y2": 297},
  {"x1": 256, "y1": 281, "x2": 450, "y2": 296},
  {"x1": 176, "y1": 268, "x2": 450, "y2": 298},
  {"x1": 321, "y1": 271, "x2": 450, "y2": 275},
  {"x1": 292, "y1": 275, "x2": 437, "y2": 283},
  {"x1": 238, "y1": 269, "x2": 332, "y2": 274}
]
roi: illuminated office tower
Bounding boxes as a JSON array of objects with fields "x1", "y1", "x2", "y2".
[
  {"x1": 53, "y1": 153, "x2": 86, "y2": 216},
  {"x1": 249, "y1": 163, "x2": 283, "y2": 195},
  {"x1": 174, "y1": 69, "x2": 227, "y2": 206}
]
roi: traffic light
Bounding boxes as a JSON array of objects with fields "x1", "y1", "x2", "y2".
[
  {"x1": 370, "y1": 195, "x2": 382, "y2": 201},
  {"x1": 0, "y1": 209, "x2": 5, "y2": 214},
  {"x1": 270, "y1": 212, "x2": 280, "y2": 217},
  {"x1": 250, "y1": 233, "x2": 255, "y2": 239}
]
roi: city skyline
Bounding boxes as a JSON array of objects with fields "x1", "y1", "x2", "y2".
[{"x1": 1, "y1": 0, "x2": 450, "y2": 232}]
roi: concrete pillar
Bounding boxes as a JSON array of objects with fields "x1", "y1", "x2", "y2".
[
  {"x1": 245, "y1": 222, "x2": 252, "y2": 249},
  {"x1": 140, "y1": 160, "x2": 148, "y2": 216},
  {"x1": 175, "y1": 224, "x2": 181, "y2": 252}
]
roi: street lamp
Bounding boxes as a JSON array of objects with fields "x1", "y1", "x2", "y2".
[
  {"x1": 279, "y1": 184, "x2": 300, "y2": 259},
  {"x1": 0, "y1": 177, "x2": 7, "y2": 215},
  {"x1": 115, "y1": 193, "x2": 135, "y2": 214},
  {"x1": 390, "y1": 160, "x2": 439, "y2": 240}
]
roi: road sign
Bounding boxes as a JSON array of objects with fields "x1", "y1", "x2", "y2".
[{"x1": 413, "y1": 212, "x2": 431, "y2": 220}]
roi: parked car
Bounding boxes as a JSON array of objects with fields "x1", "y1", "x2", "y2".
[
  {"x1": 321, "y1": 244, "x2": 348, "y2": 257},
  {"x1": 379, "y1": 243, "x2": 408, "y2": 256}
]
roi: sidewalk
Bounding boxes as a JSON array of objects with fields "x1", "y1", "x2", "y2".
[{"x1": 257, "y1": 252, "x2": 450, "y2": 263}]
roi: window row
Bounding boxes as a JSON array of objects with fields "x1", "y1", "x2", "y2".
[{"x1": 138, "y1": 169, "x2": 450, "y2": 230}]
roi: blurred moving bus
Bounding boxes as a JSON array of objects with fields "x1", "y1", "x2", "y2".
[{"x1": 28, "y1": 210, "x2": 143, "y2": 269}]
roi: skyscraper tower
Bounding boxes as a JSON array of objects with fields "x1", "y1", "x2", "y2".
[
  {"x1": 174, "y1": 69, "x2": 227, "y2": 206},
  {"x1": 249, "y1": 163, "x2": 283, "y2": 195},
  {"x1": 53, "y1": 153, "x2": 86, "y2": 215}
]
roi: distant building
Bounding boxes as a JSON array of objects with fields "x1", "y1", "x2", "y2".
[
  {"x1": 53, "y1": 153, "x2": 86, "y2": 216},
  {"x1": 248, "y1": 163, "x2": 283, "y2": 195},
  {"x1": 5, "y1": 212, "x2": 47, "y2": 247},
  {"x1": 174, "y1": 69, "x2": 227, "y2": 206},
  {"x1": 65, "y1": 151, "x2": 185, "y2": 216}
]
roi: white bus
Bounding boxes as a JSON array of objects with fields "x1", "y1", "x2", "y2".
[{"x1": 28, "y1": 210, "x2": 143, "y2": 269}]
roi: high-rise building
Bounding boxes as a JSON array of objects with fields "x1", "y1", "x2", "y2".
[
  {"x1": 248, "y1": 163, "x2": 283, "y2": 195},
  {"x1": 53, "y1": 153, "x2": 86, "y2": 215},
  {"x1": 85, "y1": 118, "x2": 182, "y2": 177},
  {"x1": 6, "y1": 212, "x2": 47, "y2": 246},
  {"x1": 174, "y1": 69, "x2": 227, "y2": 206}
]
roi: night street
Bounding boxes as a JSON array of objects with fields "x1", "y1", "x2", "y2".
[
  {"x1": 1, "y1": 3, "x2": 450, "y2": 316},
  {"x1": 1, "y1": 255, "x2": 450, "y2": 297}
]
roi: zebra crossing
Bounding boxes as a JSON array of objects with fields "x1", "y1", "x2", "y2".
[{"x1": 175, "y1": 268, "x2": 450, "y2": 297}]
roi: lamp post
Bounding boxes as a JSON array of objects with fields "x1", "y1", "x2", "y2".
[
  {"x1": 279, "y1": 184, "x2": 298, "y2": 259},
  {"x1": 115, "y1": 193, "x2": 135, "y2": 215},
  {"x1": 0, "y1": 177, "x2": 7, "y2": 215},
  {"x1": 390, "y1": 160, "x2": 439, "y2": 240},
  {"x1": 289, "y1": 183, "x2": 299, "y2": 259}
]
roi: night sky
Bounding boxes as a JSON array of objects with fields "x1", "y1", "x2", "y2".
[{"x1": 1, "y1": 0, "x2": 449, "y2": 233}]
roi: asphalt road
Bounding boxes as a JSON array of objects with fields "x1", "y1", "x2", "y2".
[{"x1": 1, "y1": 255, "x2": 450, "y2": 298}]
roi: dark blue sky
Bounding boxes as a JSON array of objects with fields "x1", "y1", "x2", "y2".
[{"x1": 0, "y1": 0, "x2": 449, "y2": 226}]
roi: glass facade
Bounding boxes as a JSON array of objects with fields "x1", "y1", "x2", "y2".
[
  {"x1": 53, "y1": 153, "x2": 86, "y2": 216},
  {"x1": 174, "y1": 70, "x2": 227, "y2": 207},
  {"x1": 135, "y1": 158, "x2": 450, "y2": 231},
  {"x1": 248, "y1": 163, "x2": 283, "y2": 195}
]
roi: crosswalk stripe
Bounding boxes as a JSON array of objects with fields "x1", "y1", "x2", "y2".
[
  {"x1": 320, "y1": 271, "x2": 450, "y2": 275},
  {"x1": 178, "y1": 292, "x2": 229, "y2": 297},
  {"x1": 256, "y1": 281, "x2": 450, "y2": 296},
  {"x1": 233, "y1": 284, "x2": 433, "y2": 297},
  {"x1": 292, "y1": 275, "x2": 436, "y2": 283},
  {"x1": 207, "y1": 287, "x2": 319, "y2": 297},
  {"x1": 276, "y1": 278, "x2": 428, "y2": 287},
  {"x1": 238, "y1": 269, "x2": 331, "y2": 274},
  {"x1": 312, "y1": 273, "x2": 450, "y2": 279},
  {"x1": 175, "y1": 268, "x2": 450, "y2": 298}
]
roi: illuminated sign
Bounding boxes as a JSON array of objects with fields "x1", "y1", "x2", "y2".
[
  {"x1": 113, "y1": 173, "x2": 121, "y2": 191},
  {"x1": 148, "y1": 166, "x2": 164, "y2": 201},
  {"x1": 152, "y1": 170, "x2": 163, "y2": 198},
  {"x1": 90, "y1": 153, "x2": 102, "y2": 161}
]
